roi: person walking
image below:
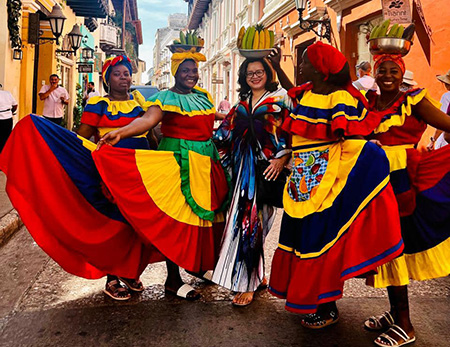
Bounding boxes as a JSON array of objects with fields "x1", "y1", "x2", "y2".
[
  {"x1": 353, "y1": 60, "x2": 377, "y2": 92},
  {"x1": 399, "y1": 70, "x2": 417, "y2": 92},
  {"x1": 0, "y1": 55, "x2": 165, "y2": 301},
  {"x1": 363, "y1": 54, "x2": 450, "y2": 347},
  {"x1": 0, "y1": 87, "x2": 18, "y2": 152},
  {"x1": 82, "y1": 81, "x2": 100, "y2": 106},
  {"x1": 218, "y1": 95, "x2": 231, "y2": 113},
  {"x1": 39, "y1": 74, "x2": 69, "y2": 125},
  {"x1": 267, "y1": 42, "x2": 403, "y2": 328},
  {"x1": 211, "y1": 57, "x2": 291, "y2": 306},
  {"x1": 95, "y1": 48, "x2": 230, "y2": 300},
  {"x1": 427, "y1": 69, "x2": 450, "y2": 150}
]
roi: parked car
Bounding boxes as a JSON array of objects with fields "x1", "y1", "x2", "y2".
[{"x1": 130, "y1": 85, "x2": 159, "y2": 101}]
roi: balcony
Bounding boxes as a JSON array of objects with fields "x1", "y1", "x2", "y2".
[
  {"x1": 66, "y1": 0, "x2": 108, "y2": 19},
  {"x1": 100, "y1": 24, "x2": 119, "y2": 52}
]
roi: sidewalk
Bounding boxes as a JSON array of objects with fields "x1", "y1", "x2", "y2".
[{"x1": 0, "y1": 171, "x2": 22, "y2": 246}]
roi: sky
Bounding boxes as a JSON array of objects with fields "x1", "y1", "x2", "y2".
[{"x1": 137, "y1": 0, "x2": 187, "y2": 81}]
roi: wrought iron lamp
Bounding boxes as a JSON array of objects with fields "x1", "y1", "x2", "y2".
[
  {"x1": 81, "y1": 46, "x2": 94, "y2": 60},
  {"x1": 13, "y1": 48, "x2": 23, "y2": 60},
  {"x1": 294, "y1": 0, "x2": 331, "y2": 42},
  {"x1": 56, "y1": 24, "x2": 83, "y2": 57},
  {"x1": 47, "y1": 4, "x2": 66, "y2": 44}
]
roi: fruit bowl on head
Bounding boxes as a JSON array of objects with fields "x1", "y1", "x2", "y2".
[
  {"x1": 167, "y1": 44, "x2": 203, "y2": 53},
  {"x1": 369, "y1": 38, "x2": 412, "y2": 56},
  {"x1": 238, "y1": 48, "x2": 274, "y2": 59}
]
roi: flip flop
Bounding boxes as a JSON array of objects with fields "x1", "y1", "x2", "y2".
[
  {"x1": 165, "y1": 283, "x2": 201, "y2": 301},
  {"x1": 374, "y1": 324, "x2": 416, "y2": 346},
  {"x1": 365, "y1": 311, "x2": 395, "y2": 331},
  {"x1": 232, "y1": 292, "x2": 254, "y2": 307}
]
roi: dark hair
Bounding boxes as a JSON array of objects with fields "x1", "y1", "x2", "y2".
[
  {"x1": 88, "y1": 81, "x2": 95, "y2": 87},
  {"x1": 50, "y1": 74, "x2": 59, "y2": 79},
  {"x1": 327, "y1": 62, "x2": 351, "y2": 87},
  {"x1": 238, "y1": 58, "x2": 279, "y2": 101}
]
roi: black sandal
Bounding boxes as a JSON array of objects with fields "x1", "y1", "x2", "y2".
[
  {"x1": 103, "y1": 279, "x2": 131, "y2": 301},
  {"x1": 119, "y1": 277, "x2": 145, "y2": 292},
  {"x1": 301, "y1": 310, "x2": 339, "y2": 329}
]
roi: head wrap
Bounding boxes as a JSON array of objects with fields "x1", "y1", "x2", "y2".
[
  {"x1": 373, "y1": 54, "x2": 406, "y2": 75},
  {"x1": 102, "y1": 55, "x2": 133, "y2": 85},
  {"x1": 171, "y1": 48, "x2": 206, "y2": 76},
  {"x1": 306, "y1": 41, "x2": 348, "y2": 81}
]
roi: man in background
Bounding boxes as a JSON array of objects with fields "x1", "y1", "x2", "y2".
[
  {"x1": 39, "y1": 74, "x2": 69, "y2": 126},
  {"x1": 83, "y1": 81, "x2": 100, "y2": 107}
]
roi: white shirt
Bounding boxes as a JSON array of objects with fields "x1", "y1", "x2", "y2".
[
  {"x1": 86, "y1": 90, "x2": 100, "y2": 102},
  {"x1": 439, "y1": 91, "x2": 450, "y2": 113},
  {"x1": 0, "y1": 90, "x2": 18, "y2": 120},
  {"x1": 353, "y1": 75, "x2": 378, "y2": 92},
  {"x1": 435, "y1": 133, "x2": 449, "y2": 149},
  {"x1": 39, "y1": 85, "x2": 70, "y2": 118}
]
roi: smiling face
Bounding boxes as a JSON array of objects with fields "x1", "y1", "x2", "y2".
[
  {"x1": 246, "y1": 61, "x2": 267, "y2": 92},
  {"x1": 49, "y1": 75, "x2": 60, "y2": 86},
  {"x1": 108, "y1": 64, "x2": 132, "y2": 94},
  {"x1": 375, "y1": 61, "x2": 403, "y2": 93},
  {"x1": 175, "y1": 60, "x2": 199, "y2": 91}
]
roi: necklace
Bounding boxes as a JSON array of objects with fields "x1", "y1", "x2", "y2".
[
  {"x1": 376, "y1": 91, "x2": 403, "y2": 111},
  {"x1": 171, "y1": 86, "x2": 192, "y2": 94}
]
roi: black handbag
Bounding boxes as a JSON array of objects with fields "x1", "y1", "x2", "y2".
[{"x1": 255, "y1": 160, "x2": 290, "y2": 208}]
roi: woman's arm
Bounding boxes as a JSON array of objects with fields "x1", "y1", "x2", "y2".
[
  {"x1": 414, "y1": 98, "x2": 450, "y2": 133},
  {"x1": 97, "y1": 105, "x2": 164, "y2": 148},
  {"x1": 268, "y1": 47, "x2": 295, "y2": 91},
  {"x1": 77, "y1": 124, "x2": 97, "y2": 140}
]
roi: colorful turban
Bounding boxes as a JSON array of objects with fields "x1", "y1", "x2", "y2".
[
  {"x1": 171, "y1": 48, "x2": 206, "y2": 76},
  {"x1": 374, "y1": 54, "x2": 406, "y2": 75},
  {"x1": 102, "y1": 55, "x2": 133, "y2": 85},
  {"x1": 306, "y1": 41, "x2": 348, "y2": 81}
]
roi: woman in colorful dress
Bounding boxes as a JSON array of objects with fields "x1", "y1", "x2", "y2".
[
  {"x1": 267, "y1": 42, "x2": 404, "y2": 328},
  {"x1": 0, "y1": 55, "x2": 164, "y2": 301},
  {"x1": 211, "y1": 58, "x2": 291, "y2": 306},
  {"x1": 96, "y1": 49, "x2": 230, "y2": 300},
  {"x1": 363, "y1": 54, "x2": 450, "y2": 347}
]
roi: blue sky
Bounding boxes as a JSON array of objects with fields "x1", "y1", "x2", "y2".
[{"x1": 138, "y1": 0, "x2": 187, "y2": 77}]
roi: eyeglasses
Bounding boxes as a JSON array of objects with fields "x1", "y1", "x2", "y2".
[{"x1": 246, "y1": 69, "x2": 265, "y2": 78}]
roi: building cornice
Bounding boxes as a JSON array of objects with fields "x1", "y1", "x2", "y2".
[
  {"x1": 260, "y1": 0, "x2": 295, "y2": 28},
  {"x1": 323, "y1": 0, "x2": 367, "y2": 13}
]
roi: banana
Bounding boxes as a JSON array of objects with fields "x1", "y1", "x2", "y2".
[
  {"x1": 396, "y1": 25, "x2": 405, "y2": 38},
  {"x1": 258, "y1": 29, "x2": 265, "y2": 49},
  {"x1": 269, "y1": 30, "x2": 275, "y2": 48},
  {"x1": 193, "y1": 33, "x2": 198, "y2": 45},
  {"x1": 264, "y1": 29, "x2": 270, "y2": 48},
  {"x1": 402, "y1": 23, "x2": 415, "y2": 41},
  {"x1": 387, "y1": 23, "x2": 399, "y2": 37},
  {"x1": 180, "y1": 31, "x2": 186, "y2": 44},
  {"x1": 242, "y1": 28, "x2": 249, "y2": 49},
  {"x1": 377, "y1": 19, "x2": 391, "y2": 37},
  {"x1": 369, "y1": 25, "x2": 379, "y2": 39},
  {"x1": 237, "y1": 26, "x2": 246, "y2": 48},
  {"x1": 253, "y1": 30, "x2": 260, "y2": 49},
  {"x1": 245, "y1": 27, "x2": 256, "y2": 49},
  {"x1": 173, "y1": 39, "x2": 181, "y2": 44}
]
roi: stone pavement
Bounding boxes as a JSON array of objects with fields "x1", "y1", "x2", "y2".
[{"x1": 0, "y1": 171, "x2": 22, "y2": 246}]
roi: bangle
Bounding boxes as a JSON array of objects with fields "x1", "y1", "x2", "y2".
[{"x1": 430, "y1": 136, "x2": 436, "y2": 142}]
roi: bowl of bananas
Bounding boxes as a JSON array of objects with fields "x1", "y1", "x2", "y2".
[
  {"x1": 168, "y1": 30, "x2": 204, "y2": 53},
  {"x1": 368, "y1": 21, "x2": 415, "y2": 56},
  {"x1": 237, "y1": 24, "x2": 275, "y2": 59}
]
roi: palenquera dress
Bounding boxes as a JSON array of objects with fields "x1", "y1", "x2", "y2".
[
  {"x1": 366, "y1": 88, "x2": 450, "y2": 287},
  {"x1": 268, "y1": 83, "x2": 404, "y2": 314},
  {"x1": 212, "y1": 88, "x2": 291, "y2": 292},
  {"x1": 92, "y1": 87, "x2": 230, "y2": 272},
  {"x1": 0, "y1": 90, "x2": 164, "y2": 279}
]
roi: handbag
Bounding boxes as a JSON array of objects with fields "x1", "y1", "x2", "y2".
[{"x1": 255, "y1": 160, "x2": 290, "y2": 208}]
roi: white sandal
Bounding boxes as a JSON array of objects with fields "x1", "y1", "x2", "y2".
[
  {"x1": 365, "y1": 311, "x2": 395, "y2": 331},
  {"x1": 374, "y1": 324, "x2": 416, "y2": 347},
  {"x1": 165, "y1": 283, "x2": 201, "y2": 301}
]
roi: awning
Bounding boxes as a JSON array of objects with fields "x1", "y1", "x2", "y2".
[
  {"x1": 66, "y1": 0, "x2": 108, "y2": 19},
  {"x1": 187, "y1": 0, "x2": 211, "y2": 29}
]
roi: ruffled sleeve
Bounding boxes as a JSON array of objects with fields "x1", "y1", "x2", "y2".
[
  {"x1": 374, "y1": 88, "x2": 440, "y2": 134},
  {"x1": 283, "y1": 86, "x2": 386, "y2": 140}
]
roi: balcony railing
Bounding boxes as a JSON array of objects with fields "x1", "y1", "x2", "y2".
[{"x1": 99, "y1": 24, "x2": 119, "y2": 52}]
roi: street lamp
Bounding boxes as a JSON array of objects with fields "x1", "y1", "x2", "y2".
[
  {"x1": 81, "y1": 46, "x2": 94, "y2": 60},
  {"x1": 67, "y1": 24, "x2": 83, "y2": 53},
  {"x1": 47, "y1": 4, "x2": 67, "y2": 44},
  {"x1": 294, "y1": 0, "x2": 332, "y2": 42}
]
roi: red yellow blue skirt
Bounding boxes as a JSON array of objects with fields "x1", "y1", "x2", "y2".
[
  {"x1": 0, "y1": 115, "x2": 164, "y2": 279},
  {"x1": 269, "y1": 138, "x2": 403, "y2": 314},
  {"x1": 367, "y1": 144, "x2": 450, "y2": 287}
]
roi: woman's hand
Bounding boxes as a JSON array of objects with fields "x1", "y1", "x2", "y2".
[
  {"x1": 369, "y1": 139, "x2": 383, "y2": 147},
  {"x1": 263, "y1": 155, "x2": 290, "y2": 181},
  {"x1": 267, "y1": 47, "x2": 282, "y2": 68},
  {"x1": 96, "y1": 130, "x2": 122, "y2": 150}
]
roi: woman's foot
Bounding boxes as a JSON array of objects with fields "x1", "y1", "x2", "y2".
[
  {"x1": 365, "y1": 311, "x2": 395, "y2": 331},
  {"x1": 257, "y1": 277, "x2": 268, "y2": 290},
  {"x1": 301, "y1": 309, "x2": 339, "y2": 329},
  {"x1": 103, "y1": 279, "x2": 131, "y2": 301},
  {"x1": 165, "y1": 283, "x2": 201, "y2": 301},
  {"x1": 232, "y1": 292, "x2": 255, "y2": 307},
  {"x1": 119, "y1": 277, "x2": 145, "y2": 292},
  {"x1": 374, "y1": 324, "x2": 416, "y2": 346}
]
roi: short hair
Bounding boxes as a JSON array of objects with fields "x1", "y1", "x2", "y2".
[
  {"x1": 355, "y1": 61, "x2": 371, "y2": 72},
  {"x1": 238, "y1": 58, "x2": 279, "y2": 101},
  {"x1": 50, "y1": 74, "x2": 60, "y2": 79},
  {"x1": 88, "y1": 82, "x2": 95, "y2": 87}
]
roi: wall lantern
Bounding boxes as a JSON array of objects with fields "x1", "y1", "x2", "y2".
[
  {"x1": 81, "y1": 46, "x2": 94, "y2": 60},
  {"x1": 56, "y1": 24, "x2": 83, "y2": 57},
  {"x1": 294, "y1": 0, "x2": 332, "y2": 42},
  {"x1": 13, "y1": 48, "x2": 23, "y2": 60},
  {"x1": 47, "y1": 4, "x2": 67, "y2": 44}
]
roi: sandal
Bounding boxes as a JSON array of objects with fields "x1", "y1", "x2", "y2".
[
  {"x1": 232, "y1": 292, "x2": 255, "y2": 307},
  {"x1": 257, "y1": 277, "x2": 268, "y2": 290},
  {"x1": 365, "y1": 311, "x2": 395, "y2": 331},
  {"x1": 186, "y1": 270, "x2": 214, "y2": 284},
  {"x1": 119, "y1": 277, "x2": 145, "y2": 292},
  {"x1": 301, "y1": 310, "x2": 339, "y2": 329},
  {"x1": 103, "y1": 279, "x2": 131, "y2": 301},
  {"x1": 374, "y1": 324, "x2": 416, "y2": 346},
  {"x1": 165, "y1": 283, "x2": 201, "y2": 301}
]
